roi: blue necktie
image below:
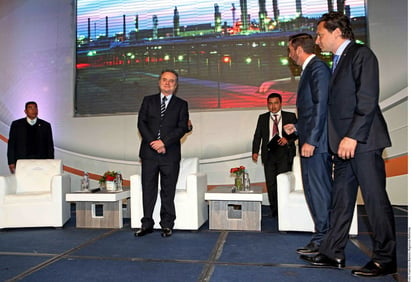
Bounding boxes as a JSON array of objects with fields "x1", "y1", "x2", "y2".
[{"x1": 332, "y1": 55, "x2": 340, "y2": 72}]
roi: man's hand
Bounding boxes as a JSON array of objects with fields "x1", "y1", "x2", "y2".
[
  {"x1": 301, "y1": 143, "x2": 315, "y2": 157},
  {"x1": 9, "y1": 164, "x2": 15, "y2": 174},
  {"x1": 252, "y1": 153, "x2": 259, "y2": 162},
  {"x1": 283, "y1": 124, "x2": 296, "y2": 135},
  {"x1": 150, "y1": 140, "x2": 165, "y2": 152},
  {"x1": 157, "y1": 147, "x2": 166, "y2": 154},
  {"x1": 278, "y1": 137, "x2": 288, "y2": 146},
  {"x1": 338, "y1": 137, "x2": 357, "y2": 159}
]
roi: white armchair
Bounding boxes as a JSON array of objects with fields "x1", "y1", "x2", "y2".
[
  {"x1": 277, "y1": 155, "x2": 358, "y2": 235},
  {"x1": 0, "y1": 159, "x2": 71, "y2": 229},
  {"x1": 130, "y1": 158, "x2": 208, "y2": 230}
]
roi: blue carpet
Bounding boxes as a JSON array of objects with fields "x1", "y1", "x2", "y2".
[
  {"x1": 218, "y1": 231, "x2": 370, "y2": 267},
  {"x1": 71, "y1": 228, "x2": 220, "y2": 261},
  {"x1": 210, "y1": 264, "x2": 398, "y2": 282},
  {"x1": 0, "y1": 255, "x2": 49, "y2": 281},
  {"x1": 0, "y1": 205, "x2": 407, "y2": 281},
  {"x1": 0, "y1": 227, "x2": 108, "y2": 253},
  {"x1": 21, "y1": 259, "x2": 205, "y2": 282}
]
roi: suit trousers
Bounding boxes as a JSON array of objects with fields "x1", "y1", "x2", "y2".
[
  {"x1": 300, "y1": 153, "x2": 332, "y2": 245},
  {"x1": 141, "y1": 158, "x2": 180, "y2": 229},
  {"x1": 264, "y1": 147, "x2": 291, "y2": 216},
  {"x1": 320, "y1": 150, "x2": 397, "y2": 265}
]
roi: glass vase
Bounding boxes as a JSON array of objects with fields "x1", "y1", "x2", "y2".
[
  {"x1": 234, "y1": 175, "x2": 243, "y2": 191},
  {"x1": 106, "y1": 180, "x2": 116, "y2": 191}
]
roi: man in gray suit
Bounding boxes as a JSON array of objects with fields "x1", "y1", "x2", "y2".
[
  {"x1": 284, "y1": 33, "x2": 332, "y2": 255},
  {"x1": 135, "y1": 69, "x2": 189, "y2": 238}
]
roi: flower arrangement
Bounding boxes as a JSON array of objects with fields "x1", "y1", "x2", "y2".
[
  {"x1": 99, "y1": 171, "x2": 117, "y2": 183},
  {"x1": 230, "y1": 166, "x2": 246, "y2": 177}
]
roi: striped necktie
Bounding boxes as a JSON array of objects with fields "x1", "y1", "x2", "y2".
[
  {"x1": 161, "y1": 96, "x2": 167, "y2": 118},
  {"x1": 158, "y1": 96, "x2": 167, "y2": 139}
]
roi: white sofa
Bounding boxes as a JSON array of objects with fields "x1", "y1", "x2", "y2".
[
  {"x1": 277, "y1": 155, "x2": 358, "y2": 236},
  {"x1": 130, "y1": 158, "x2": 208, "y2": 230},
  {"x1": 0, "y1": 159, "x2": 71, "y2": 229}
]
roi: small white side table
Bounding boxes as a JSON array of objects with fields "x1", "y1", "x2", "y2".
[
  {"x1": 204, "y1": 186, "x2": 263, "y2": 231},
  {"x1": 66, "y1": 188, "x2": 130, "y2": 228}
]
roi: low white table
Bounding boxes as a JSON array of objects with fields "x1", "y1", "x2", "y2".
[
  {"x1": 204, "y1": 186, "x2": 263, "y2": 231},
  {"x1": 66, "y1": 188, "x2": 130, "y2": 228}
]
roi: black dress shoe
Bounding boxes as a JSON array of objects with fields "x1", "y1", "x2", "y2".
[
  {"x1": 296, "y1": 242, "x2": 319, "y2": 255},
  {"x1": 161, "y1": 228, "x2": 172, "y2": 237},
  {"x1": 352, "y1": 260, "x2": 397, "y2": 277},
  {"x1": 134, "y1": 227, "x2": 153, "y2": 237},
  {"x1": 300, "y1": 254, "x2": 345, "y2": 268}
]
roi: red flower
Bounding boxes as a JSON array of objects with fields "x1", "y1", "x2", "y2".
[
  {"x1": 230, "y1": 166, "x2": 246, "y2": 176},
  {"x1": 106, "y1": 175, "x2": 115, "y2": 181},
  {"x1": 100, "y1": 170, "x2": 117, "y2": 183}
]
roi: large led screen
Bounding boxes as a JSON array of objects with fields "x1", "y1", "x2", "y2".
[{"x1": 76, "y1": 0, "x2": 367, "y2": 115}]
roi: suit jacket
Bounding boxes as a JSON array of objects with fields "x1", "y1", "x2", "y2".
[
  {"x1": 138, "y1": 93, "x2": 189, "y2": 161},
  {"x1": 7, "y1": 118, "x2": 54, "y2": 165},
  {"x1": 296, "y1": 56, "x2": 330, "y2": 154},
  {"x1": 252, "y1": 110, "x2": 297, "y2": 164},
  {"x1": 328, "y1": 42, "x2": 391, "y2": 154}
]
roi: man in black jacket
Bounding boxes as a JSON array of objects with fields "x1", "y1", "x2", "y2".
[
  {"x1": 252, "y1": 93, "x2": 297, "y2": 218},
  {"x1": 7, "y1": 101, "x2": 54, "y2": 174},
  {"x1": 300, "y1": 12, "x2": 397, "y2": 278},
  {"x1": 135, "y1": 69, "x2": 189, "y2": 238}
]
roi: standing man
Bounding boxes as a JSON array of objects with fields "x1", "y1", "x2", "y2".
[
  {"x1": 300, "y1": 12, "x2": 397, "y2": 277},
  {"x1": 285, "y1": 33, "x2": 332, "y2": 255},
  {"x1": 252, "y1": 93, "x2": 297, "y2": 218},
  {"x1": 7, "y1": 101, "x2": 54, "y2": 174},
  {"x1": 135, "y1": 69, "x2": 189, "y2": 238}
]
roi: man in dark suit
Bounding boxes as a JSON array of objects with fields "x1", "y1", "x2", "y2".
[
  {"x1": 135, "y1": 69, "x2": 189, "y2": 238},
  {"x1": 252, "y1": 93, "x2": 297, "y2": 218},
  {"x1": 300, "y1": 12, "x2": 397, "y2": 278},
  {"x1": 7, "y1": 101, "x2": 54, "y2": 174},
  {"x1": 285, "y1": 33, "x2": 332, "y2": 255}
]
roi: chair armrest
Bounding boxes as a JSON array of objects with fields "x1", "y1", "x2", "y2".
[
  {"x1": 0, "y1": 175, "x2": 17, "y2": 198},
  {"x1": 277, "y1": 171, "x2": 295, "y2": 192},
  {"x1": 185, "y1": 173, "x2": 207, "y2": 198},
  {"x1": 130, "y1": 174, "x2": 142, "y2": 211},
  {"x1": 61, "y1": 174, "x2": 71, "y2": 194},
  {"x1": 277, "y1": 171, "x2": 295, "y2": 203},
  {"x1": 130, "y1": 174, "x2": 142, "y2": 197},
  {"x1": 51, "y1": 174, "x2": 71, "y2": 200}
]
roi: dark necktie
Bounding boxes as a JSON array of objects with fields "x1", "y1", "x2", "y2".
[
  {"x1": 272, "y1": 114, "x2": 278, "y2": 137},
  {"x1": 161, "y1": 96, "x2": 167, "y2": 118},
  {"x1": 332, "y1": 54, "x2": 340, "y2": 72},
  {"x1": 158, "y1": 96, "x2": 167, "y2": 139}
]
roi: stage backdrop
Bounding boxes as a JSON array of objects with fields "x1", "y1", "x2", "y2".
[{"x1": 75, "y1": 0, "x2": 367, "y2": 115}]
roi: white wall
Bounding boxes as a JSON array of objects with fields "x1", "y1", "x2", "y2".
[{"x1": 0, "y1": 0, "x2": 407, "y2": 204}]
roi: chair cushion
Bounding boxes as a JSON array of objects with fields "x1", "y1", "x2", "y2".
[
  {"x1": 4, "y1": 192, "x2": 52, "y2": 203},
  {"x1": 15, "y1": 159, "x2": 62, "y2": 193}
]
